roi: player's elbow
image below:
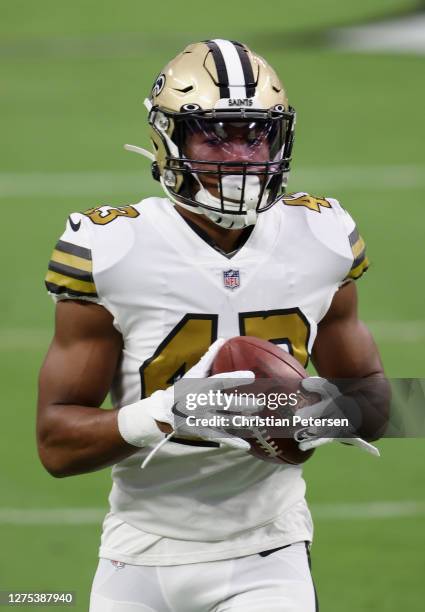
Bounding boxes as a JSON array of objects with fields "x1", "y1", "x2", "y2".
[
  {"x1": 37, "y1": 441, "x2": 73, "y2": 478},
  {"x1": 36, "y1": 417, "x2": 74, "y2": 478}
]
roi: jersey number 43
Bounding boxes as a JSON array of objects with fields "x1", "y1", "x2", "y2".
[{"x1": 139, "y1": 309, "x2": 310, "y2": 398}]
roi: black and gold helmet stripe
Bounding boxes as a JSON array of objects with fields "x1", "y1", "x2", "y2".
[
  {"x1": 205, "y1": 40, "x2": 230, "y2": 98},
  {"x1": 347, "y1": 227, "x2": 369, "y2": 280},
  {"x1": 45, "y1": 239, "x2": 98, "y2": 298},
  {"x1": 205, "y1": 39, "x2": 256, "y2": 99},
  {"x1": 232, "y1": 41, "x2": 256, "y2": 97}
]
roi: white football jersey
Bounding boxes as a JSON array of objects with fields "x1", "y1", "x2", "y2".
[{"x1": 45, "y1": 193, "x2": 368, "y2": 563}]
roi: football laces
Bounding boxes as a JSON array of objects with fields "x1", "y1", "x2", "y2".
[{"x1": 251, "y1": 427, "x2": 281, "y2": 458}]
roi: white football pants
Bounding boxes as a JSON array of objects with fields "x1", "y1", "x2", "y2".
[{"x1": 89, "y1": 541, "x2": 318, "y2": 612}]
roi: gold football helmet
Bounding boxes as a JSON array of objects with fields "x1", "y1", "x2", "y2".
[{"x1": 126, "y1": 39, "x2": 296, "y2": 229}]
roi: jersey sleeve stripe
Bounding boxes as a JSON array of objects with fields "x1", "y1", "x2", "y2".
[
  {"x1": 348, "y1": 227, "x2": 360, "y2": 247},
  {"x1": 351, "y1": 236, "x2": 366, "y2": 259},
  {"x1": 346, "y1": 226, "x2": 369, "y2": 281},
  {"x1": 50, "y1": 249, "x2": 92, "y2": 272},
  {"x1": 45, "y1": 270, "x2": 97, "y2": 296},
  {"x1": 55, "y1": 239, "x2": 92, "y2": 260},
  {"x1": 351, "y1": 247, "x2": 367, "y2": 271},
  {"x1": 344, "y1": 225, "x2": 369, "y2": 281},
  {"x1": 348, "y1": 256, "x2": 370, "y2": 280},
  {"x1": 45, "y1": 281, "x2": 98, "y2": 299},
  {"x1": 48, "y1": 261, "x2": 94, "y2": 283}
]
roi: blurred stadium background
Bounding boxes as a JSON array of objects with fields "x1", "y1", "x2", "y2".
[{"x1": 1, "y1": 0, "x2": 424, "y2": 609}]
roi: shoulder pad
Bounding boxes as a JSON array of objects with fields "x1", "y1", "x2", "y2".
[{"x1": 282, "y1": 192, "x2": 370, "y2": 282}]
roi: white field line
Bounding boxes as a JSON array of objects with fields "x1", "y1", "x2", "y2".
[
  {"x1": 0, "y1": 329, "x2": 53, "y2": 351},
  {"x1": 367, "y1": 321, "x2": 425, "y2": 343},
  {"x1": 330, "y1": 14, "x2": 425, "y2": 54},
  {"x1": 1, "y1": 165, "x2": 425, "y2": 198},
  {"x1": 0, "y1": 501, "x2": 424, "y2": 525},
  {"x1": 0, "y1": 508, "x2": 106, "y2": 525},
  {"x1": 2, "y1": 321, "x2": 425, "y2": 351}
]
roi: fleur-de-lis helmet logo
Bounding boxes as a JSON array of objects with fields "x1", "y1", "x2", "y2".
[{"x1": 151, "y1": 73, "x2": 166, "y2": 99}]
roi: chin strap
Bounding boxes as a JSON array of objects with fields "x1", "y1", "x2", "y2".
[
  {"x1": 200, "y1": 205, "x2": 257, "y2": 229},
  {"x1": 124, "y1": 144, "x2": 269, "y2": 229},
  {"x1": 193, "y1": 174, "x2": 269, "y2": 229},
  {"x1": 124, "y1": 143, "x2": 155, "y2": 161}
]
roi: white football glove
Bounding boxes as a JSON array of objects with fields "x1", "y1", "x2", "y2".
[
  {"x1": 117, "y1": 339, "x2": 257, "y2": 468},
  {"x1": 294, "y1": 377, "x2": 380, "y2": 457}
]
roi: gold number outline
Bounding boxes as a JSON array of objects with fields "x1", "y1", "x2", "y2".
[
  {"x1": 139, "y1": 313, "x2": 218, "y2": 399},
  {"x1": 238, "y1": 307, "x2": 311, "y2": 367},
  {"x1": 282, "y1": 194, "x2": 332, "y2": 213},
  {"x1": 83, "y1": 205, "x2": 139, "y2": 225}
]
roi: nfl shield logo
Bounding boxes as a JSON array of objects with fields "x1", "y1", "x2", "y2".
[{"x1": 223, "y1": 269, "x2": 240, "y2": 290}]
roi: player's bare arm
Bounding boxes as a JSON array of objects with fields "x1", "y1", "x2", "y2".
[
  {"x1": 37, "y1": 300, "x2": 138, "y2": 477},
  {"x1": 37, "y1": 299, "x2": 252, "y2": 477},
  {"x1": 311, "y1": 281, "x2": 390, "y2": 442},
  {"x1": 313, "y1": 282, "x2": 382, "y2": 380}
]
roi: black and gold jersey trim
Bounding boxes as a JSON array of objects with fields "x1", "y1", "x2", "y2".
[
  {"x1": 45, "y1": 281, "x2": 98, "y2": 299},
  {"x1": 48, "y1": 260, "x2": 94, "y2": 283},
  {"x1": 346, "y1": 228, "x2": 369, "y2": 280},
  {"x1": 45, "y1": 239, "x2": 98, "y2": 298},
  {"x1": 348, "y1": 227, "x2": 360, "y2": 247},
  {"x1": 55, "y1": 239, "x2": 92, "y2": 260}
]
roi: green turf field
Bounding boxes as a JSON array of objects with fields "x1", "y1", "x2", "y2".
[{"x1": 1, "y1": 1, "x2": 424, "y2": 610}]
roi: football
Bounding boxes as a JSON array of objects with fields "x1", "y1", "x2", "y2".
[{"x1": 211, "y1": 336, "x2": 316, "y2": 465}]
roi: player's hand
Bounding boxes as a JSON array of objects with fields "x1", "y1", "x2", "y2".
[
  {"x1": 294, "y1": 377, "x2": 380, "y2": 457},
  {"x1": 143, "y1": 338, "x2": 256, "y2": 451},
  {"x1": 147, "y1": 338, "x2": 257, "y2": 450},
  {"x1": 118, "y1": 339, "x2": 258, "y2": 468}
]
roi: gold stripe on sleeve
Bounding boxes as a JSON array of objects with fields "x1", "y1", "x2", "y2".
[
  {"x1": 50, "y1": 249, "x2": 92, "y2": 273},
  {"x1": 348, "y1": 256, "x2": 370, "y2": 280},
  {"x1": 351, "y1": 236, "x2": 366, "y2": 259},
  {"x1": 45, "y1": 270, "x2": 97, "y2": 295}
]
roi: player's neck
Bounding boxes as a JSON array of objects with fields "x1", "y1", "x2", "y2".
[{"x1": 175, "y1": 205, "x2": 248, "y2": 254}]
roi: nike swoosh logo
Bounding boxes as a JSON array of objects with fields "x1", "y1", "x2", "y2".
[{"x1": 68, "y1": 216, "x2": 81, "y2": 232}]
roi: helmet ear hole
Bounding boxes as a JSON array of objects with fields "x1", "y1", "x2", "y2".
[{"x1": 181, "y1": 103, "x2": 201, "y2": 112}]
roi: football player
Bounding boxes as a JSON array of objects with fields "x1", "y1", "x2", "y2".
[{"x1": 37, "y1": 39, "x2": 387, "y2": 611}]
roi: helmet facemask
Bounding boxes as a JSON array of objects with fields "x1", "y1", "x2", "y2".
[
  {"x1": 150, "y1": 106, "x2": 296, "y2": 229},
  {"x1": 124, "y1": 40, "x2": 296, "y2": 228}
]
